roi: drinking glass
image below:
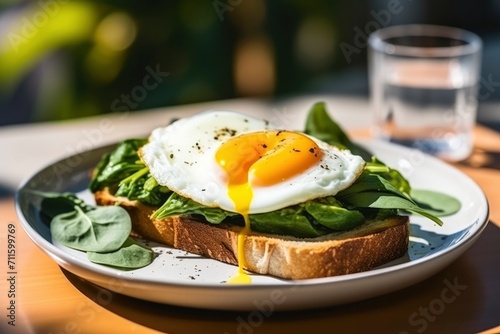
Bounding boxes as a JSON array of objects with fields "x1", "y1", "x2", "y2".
[{"x1": 368, "y1": 24, "x2": 482, "y2": 161}]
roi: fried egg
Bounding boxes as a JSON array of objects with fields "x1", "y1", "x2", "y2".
[{"x1": 140, "y1": 111, "x2": 366, "y2": 215}]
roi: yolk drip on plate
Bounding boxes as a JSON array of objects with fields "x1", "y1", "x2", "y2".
[{"x1": 215, "y1": 130, "x2": 323, "y2": 283}]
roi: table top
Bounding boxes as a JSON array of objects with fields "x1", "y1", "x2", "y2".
[{"x1": 1, "y1": 96, "x2": 499, "y2": 334}]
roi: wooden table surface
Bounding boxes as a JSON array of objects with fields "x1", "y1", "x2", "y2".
[{"x1": 1, "y1": 99, "x2": 499, "y2": 334}]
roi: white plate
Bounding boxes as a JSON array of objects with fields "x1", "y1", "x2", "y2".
[{"x1": 15, "y1": 140, "x2": 489, "y2": 311}]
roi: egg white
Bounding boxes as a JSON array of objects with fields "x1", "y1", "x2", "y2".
[{"x1": 140, "y1": 110, "x2": 365, "y2": 214}]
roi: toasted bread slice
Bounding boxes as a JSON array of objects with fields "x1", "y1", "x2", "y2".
[{"x1": 94, "y1": 188, "x2": 410, "y2": 279}]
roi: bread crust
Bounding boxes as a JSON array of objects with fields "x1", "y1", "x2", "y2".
[{"x1": 95, "y1": 189, "x2": 410, "y2": 280}]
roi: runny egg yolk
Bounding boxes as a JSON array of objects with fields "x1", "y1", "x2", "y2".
[{"x1": 215, "y1": 130, "x2": 323, "y2": 283}]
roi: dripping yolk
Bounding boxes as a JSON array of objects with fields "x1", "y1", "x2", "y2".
[{"x1": 215, "y1": 130, "x2": 323, "y2": 282}]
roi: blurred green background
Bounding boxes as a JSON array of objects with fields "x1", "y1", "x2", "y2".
[{"x1": 1, "y1": 0, "x2": 500, "y2": 127}]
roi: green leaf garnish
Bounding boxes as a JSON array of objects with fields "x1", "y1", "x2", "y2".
[
  {"x1": 87, "y1": 238, "x2": 154, "y2": 269},
  {"x1": 119, "y1": 166, "x2": 149, "y2": 186},
  {"x1": 365, "y1": 157, "x2": 412, "y2": 197},
  {"x1": 51, "y1": 205, "x2": 131, "y2": 252},
  {"x1": 338, "y1": 191, "x2": 443, "y2": 226},
  {"x1": 89, "y1": 138, "x2": 148, "y2": 192},
  {"x1": 152, "y1": 192, "x2": 238, "y2": 223},
  {"x1": 410, "y1": 189, "x2": 461, "y2": 217},
  {"x1": 304, "y1": 101, "x2": 372, "y2": 161},
  {"x1": 30, "y1": 191, "x2": 154, "y2": 269},
  {"x1": 90, "y1": 139, "x2": 171, "y2": 206}
]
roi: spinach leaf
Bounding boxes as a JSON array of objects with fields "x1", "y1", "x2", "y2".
[
  {"x1": 305, "y1": 197, "x2": 365, "y2": 230},
  {"x1": 89, "y1": 138, "x2": 148, "y2": 192},
  {"x1": 32, "y1": 190, "x2": 153, "y2": 270},
  {"x1": 90, "y1": 139, "x2": 171, "y2": 206},
  {"x1": 153, "y1": 192, "x2": 238, "y2": 223},
  {"x1": 364, "y1": 157, "x2": 412, "y2": 196},
  {"x1": 339, "y1": 191, "x2": 443, "y2": 226},
  {"x1": 115, "y1": 169, "x2": 171, "y2": 206},
  {"x1": 337, "y1": 174, "x2": 444, "y2": 226},
  {"x1": 250, "y1": 205, "x2": 326, "y2": 238},
  {"x1": 410, "y1": 189, "x2": 461, "y2": 217},
  {"x1": 304, "y1": 102, "x2": 372, "y2": 161},
  {"x1": 50, "y1": 205, "x2": 132, "y2": 252},
  {"x1": 27, "y1": 190, "x2": 93, "y2": 221},
  {"x1": 87, "y1": 238, "x2": 154, "y2": 269},
  {"x1": 251, "y1": 197, "x2": 364, "y2": 238},
  {"x1": 339, "y1": 173, "x2": 411, "y2": 201}
]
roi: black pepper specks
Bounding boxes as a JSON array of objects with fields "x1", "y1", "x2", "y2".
[
  {"x1": 214, "y1": 127, "x2": 238, "y2": 140},
  {"x1": 309, "y1": 147, "x2": 320, "y2": 157},
  {"x1": 193, "y1": 142, "x2": 203, "y2": 152}
]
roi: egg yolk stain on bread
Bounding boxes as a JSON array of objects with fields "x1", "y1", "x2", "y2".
[{"x1": 216, "y1": 131, "x2": 323, "y2": 283}]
